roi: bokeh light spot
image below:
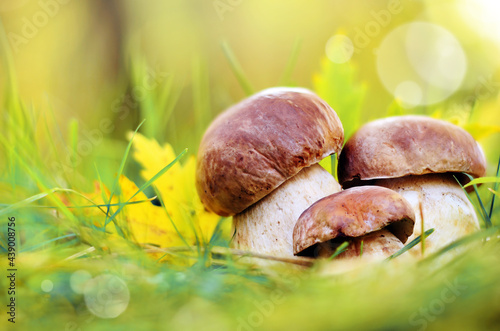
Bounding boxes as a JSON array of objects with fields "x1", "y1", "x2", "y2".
[
  {"x1": 84, "y1": 274, "x2": 130, "y2": 319},
  {"x1": 394, "y1": 81, "x2": 423, "y2": 107},
  {"x1": 70, "y1": 270, "x2": 92, "y2": 294},
  {"x1": 41, "y1": 279, "x2": 54, "y2": 293},
  {"x1": 376, "y1": 22, "x2": 467, "y2": 106},
  {"x1": 326, "y1": 35, "x2": 354, "y2": 63}
]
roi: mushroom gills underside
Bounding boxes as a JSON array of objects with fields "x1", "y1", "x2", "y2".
[{"x1": 302, "y1": 228, "x2": 404, "y2": 260}]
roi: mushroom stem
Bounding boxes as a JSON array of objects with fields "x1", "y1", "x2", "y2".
[
  {"x1": 315, "y1": 228, "x2": 404, "y2": 260},
  {"x1": 374, "y1": 173, "x2": 480, "y2": 257},
  {"x1": 233, "y1": 164, "x2": 341, "y2": 257}
]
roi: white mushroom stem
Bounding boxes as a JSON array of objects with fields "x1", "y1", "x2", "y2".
[
  {"x1": 232, "y1": 164, "x2": 341, "y2": 257},
  {"x1": 374, "y1": 173, "x2": 480, "y2": 257},
  {"x1": 315, "y1": 228, "x2": 404, "y2": 260}
]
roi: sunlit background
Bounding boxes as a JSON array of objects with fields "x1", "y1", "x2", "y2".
[
  {"x1": 1, "y1": 0, "x2": 499, "y2": 164},
  {"x1": 1, "y1": 1, "x2": 500, "y2": 329}
]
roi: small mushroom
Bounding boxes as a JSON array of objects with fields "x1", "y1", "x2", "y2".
[
  {"x1": 338, "y1": 115, "x2": 487, "y2": 257},
  {"x1": 293, "y1": 186, "x2": 415, "y2": 261},
  {"x1": 196, "y1": 87, "x2": 344, "y2": 257}
]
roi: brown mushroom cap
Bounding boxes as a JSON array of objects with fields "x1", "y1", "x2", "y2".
[
  {"x1": 196, "y1": 87, "x2": 344, "y2": 216},
  {"x1": 293, "y1": 186, "x2": 415, "y2": 255},
  {"x1": 338, "y1": 115, "x2": 487, "y2": 187}
]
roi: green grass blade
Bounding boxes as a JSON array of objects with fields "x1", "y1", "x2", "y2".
[
  {"x1": 489, "y1": 156, "x2": 500, "y2": 219},
  {"x1": 105, "y1": 119, "x2": 146, "y2": 223},
  {"x1": 463, "y1": 176, "x2": 500, "y2": 188},
  {"x1": 421, "y1": 226, "x2": 500, "y2": 263},
  {"x1": 0, "y1": 187, "x2": 138, "y2": 218},
  {"x1": 69, "y1": 118, "x2": 79, "y2": 170},
  {"x1": 20, "y1": 233, "x2": 77, "y2": 253},
  {"x1": 131, "y1": 60, "x2": 157, "y2": 138},
  {"x1": 455, "y1": 175, "x2": 482, "y2": 215},
  {"x1": 157, "y1": 74, "x2": 175, "y2": 115},
  {"x1": 221, "y1": 41, "x2": 254, "y2": 96},
  {"x1": 0, "y1": 199, "x2": 155, "y2": 210},
  {"x1": 126, "y1": 148, "x2": 186, "y2": 202},
  {"x1": 280, "y1": 38, "x2": 302, "y2": 86},
  {"x1": 43, "y1": 110, "x2": 71, "y2": 185},
  {"x1": 421, "y1": 207, "x2": 427, "y2": 255},
  {"x1": 455, "y1": 174, "x2": 491, "y2": 228},
  {"x1": 159, "y1": 75, "x2": 183, "y2": 142},
  {"x1": 93, "y1": 163, "x2": 112, "y2": 230},
  {"x1": 105, "y1": 148, "x2": 187, "y2": 226},
  {"x1": 464, "y1": 173, "x2": 492, "y2": 227},
  {"x1": 387, "y1": 228, "x2": 434, "y2": 260},
  {"x1": 0, "y1": 133, "x2": 81, "y2": 227},
  {"x1": 209, "y1": 217, "x2": 230, "y2": 248},
  {"x1": 154, "y1": 187, "x2": 193, "y2": 252},
  {"x1": 0, "y1": 191, "x2": 55, "y2": 217},
  {"x1": 192, "y1": 58, "x2": 211, "y2": 142},
  {"x1": 328, "y1": 241, "x2": 349, "y2": 260}
]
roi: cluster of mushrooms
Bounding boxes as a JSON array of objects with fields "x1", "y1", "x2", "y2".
[{"x1": 195, "y1": 87, "x2": 487, "y2": 265}]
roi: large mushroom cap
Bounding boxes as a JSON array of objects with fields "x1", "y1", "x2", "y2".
[
  {"x1": 338, "y1": 115, "x2": 487, "y2": 187},
  {"x1": 293, "y1": 186, "x2": 415, "y2": 255},
  {"x1": 196, "y1": 87, "x2": 344, "y2": 216}
]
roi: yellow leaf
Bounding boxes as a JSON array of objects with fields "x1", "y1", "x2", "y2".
[
  {"x1": 118, "y1": 175, "x2": 186, "y2": 248},
  {"x1": 130, "y1": 133, "x2": 231, "y2": 245}
]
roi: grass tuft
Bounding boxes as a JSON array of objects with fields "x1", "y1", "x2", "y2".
[
  {"x1": 105, "y1": 148, "x2": 187, "y2": 227},
  {"x1": 104, "y1": 120, "x2": 145, "y2": 226},
  {"x1": 489, "y1": 156, "x2": 500, "y2": 219},
  {"x1": 455, "y1": 174, "x2": 492, "y2": 228}
]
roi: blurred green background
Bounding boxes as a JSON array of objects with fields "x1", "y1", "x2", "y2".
[
  {"x1": 2, "y1": 1, "x2": 500, "y2": 330},
  {"x1": 1, "y1": 0, "x2": 499, "y2": 182}
]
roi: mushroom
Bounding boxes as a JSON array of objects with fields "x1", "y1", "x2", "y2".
[
  {"x1": 196, "y1": 87, "x2": 344, "y2": 257},
  {"x1": 338, "y1": 115, "x2": 487, "y2": 257},
  {"x1": 293, "y1": 186, "x2": 415, "y2": 261}
]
